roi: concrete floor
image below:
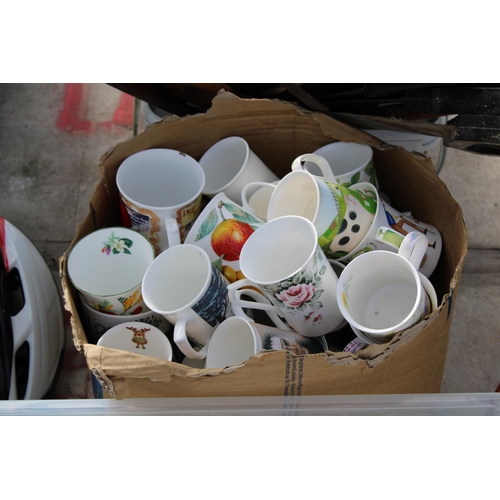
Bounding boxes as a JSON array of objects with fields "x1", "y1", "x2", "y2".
[{"x1": 1, "y1": 83, "x2": 499, "y2": 399}]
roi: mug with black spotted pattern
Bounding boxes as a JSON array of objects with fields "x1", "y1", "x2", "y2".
[{"x1": 266, "y1": 169, "x2": 377, "y2": 260}]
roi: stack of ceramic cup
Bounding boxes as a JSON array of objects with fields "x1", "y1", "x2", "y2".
[
  {"x1": 66, "y1": 226, "x2": 173, "y2": 349},
  {"x1": 68, "y1": 136, "x2": 443, "y2": 368}
]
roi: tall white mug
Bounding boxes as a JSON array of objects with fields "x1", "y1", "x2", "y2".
[
  {"x1": 142, "y1": 244, "x2": 233, "y2": 359},
  {"x1": 116, "y1": 148, "x2": 205, "y2": 255},
  {"x1": 227, "y1": 215, "x2": 345, "y2": 337}
]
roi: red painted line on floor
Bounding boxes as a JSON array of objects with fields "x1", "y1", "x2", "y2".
[
  {"x1": 57, "y1": 83, "x2": 91, "y2": 133},
  {"x1": 58, "y1": 83, "x2": 134, "y2": 134},
  {"x1": 100, "y1": 91, "x2": 134, "y2": 130}
]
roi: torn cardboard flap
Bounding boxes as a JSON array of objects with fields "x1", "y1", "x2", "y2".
[{"x1": 60, "y1": 92, "x2": 467, "y2": 398}]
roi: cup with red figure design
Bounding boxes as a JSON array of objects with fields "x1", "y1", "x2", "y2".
[{"x1": 97, "y1": 321, "x2": 173, "y2": 360}]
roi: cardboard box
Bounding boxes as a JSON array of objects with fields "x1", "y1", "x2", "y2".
[{"x1": 60, "y1": 92, "x2": 468, "y2": 399}]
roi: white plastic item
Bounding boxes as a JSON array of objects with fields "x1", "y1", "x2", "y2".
[{"x1": 0, "y1": 217, "x2": 65, "y2": 400}]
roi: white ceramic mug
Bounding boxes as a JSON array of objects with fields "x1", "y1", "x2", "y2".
[
  {"x1": 205, "y1": 316, "x2": 326, "y2": 369},
  {"x1": 350, "y1": 271, "x2": 438, "y2": 345},
  {"x1": 337, "y1": 231, "x2": 436, "y2": 344},
  {"x1": 296, "y1": 142, "x2": 378, "y2": 188},
  {"x1": 241, "y1": 180, "x2": 279, "y2": 222},
  {"x1": 80, "y1": 298, "x2": 171, "y2": 344},
  {"x1": 97, "y1": 321, "x2": 173, "y2": 361},
  {"x1": 184, "y1": 192, "x2": 264, "y2": 285},
  {"x1": 265, "y1": 170, "x2": 378, "y2": 259},
  {"x1": 67, "y1": 227, "x2": 155, "y2": 315},
  {"x1": 227, "y1": 215, "x2": 345, "y2": 337},
  {"x1": 198, "y1": 136, "x2": 278, "y2": 205},
  {"x1": 116, "y1": 148, "x2": 205, "y2": 255},
  {"x1": 142, "y1": 244, "x2": 233, "y2": 359}
]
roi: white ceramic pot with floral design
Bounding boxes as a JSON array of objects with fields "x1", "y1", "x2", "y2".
[{"x1": 67, "y1": 227, "x2": 155, "y2": 315}]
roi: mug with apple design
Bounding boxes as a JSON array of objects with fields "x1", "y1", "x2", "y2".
[{"x1": 184, "y1": 192, "x2": 265, "y2": 286}]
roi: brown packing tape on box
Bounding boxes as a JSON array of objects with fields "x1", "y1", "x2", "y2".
[{"x1": 60, "y1": 91, "x2": 468, "y2": 399}]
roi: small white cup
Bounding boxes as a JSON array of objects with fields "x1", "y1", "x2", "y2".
[
  {"x1": 205, "y1": 316, "x2": 326, "y2": 369},
  {"x1": 116, "y1": 148, "x2": 205, "y2": 254},
  {"x1": 97, "y1": 321, "x2": 173, "y2": 361},
  {"x1": 142, "y1": 244, "x2": 233, "y2": 360},
  {"x1": 67, "y1": 227, "x2": 155, "y2": 316},
  {"x1": 227, "y1": 215, "x2": 345, "y2": 337},
  {"x1": 198, "y1": 136, "x2": 278, "y2": 205}
]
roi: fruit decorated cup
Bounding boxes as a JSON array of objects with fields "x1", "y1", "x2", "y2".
[{"x1": 184, "y1": 192, "x2": 265, "y2": 286}]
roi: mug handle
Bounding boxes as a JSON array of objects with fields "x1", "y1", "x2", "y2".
[
  {"x1": 165, "y1": 217, "x2": 181, "y2": 249},
  {"x1": 173, "y1": 315, "x2": 208, "y2": 360},
  {"x1": 291, "y1": 153, "x2": 339, "y2": 184},
  {"x1": 227, "y1": 279, "x2": 283, "y2": 316},
  {"x1": 233, "y1": 287, "x2": 292, "y2": 331},
  {"x1": 241, "y1": 181, "x2": 277, "y2": 216},
  {"x1": 375, "y1": 226, "x2": 428, "y2": 271}
]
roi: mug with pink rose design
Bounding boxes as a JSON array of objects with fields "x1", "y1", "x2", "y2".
[{"x1": 227, "y1": 215, "x2": 345, "y2": 337}]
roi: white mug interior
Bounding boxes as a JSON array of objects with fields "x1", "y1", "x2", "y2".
[
  {"x1": 142, "y1": 244, "x2": 211, "y2": 313},
  {"x1": 205, "y1": 316, "x2": 257, "y2": 369},
  {"x1": 338, "y1": 251, "x2": 422, "y2": 334},
  {"x1": 267, "y1": 170, "x2": 319, "y2": 224},
  {"x1": 244, "y1": 182, "x2": 277, "y2": 221},
  {"x1": 240, "y1": 215, "x2": 317, "y2": 284},
  {"x1": 116, "y1": 148, "x2": 205, "y2": 209}
]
